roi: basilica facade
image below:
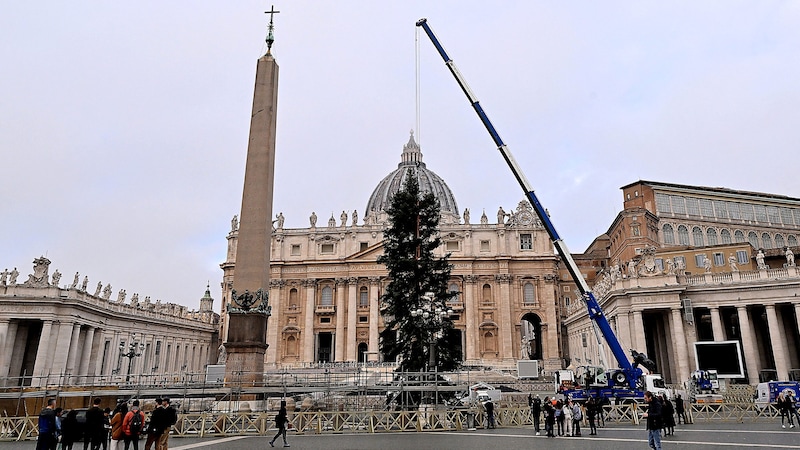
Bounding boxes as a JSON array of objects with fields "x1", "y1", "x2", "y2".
[{"x1": 220, "y1": 133, "x2": 563, "y2": 372}]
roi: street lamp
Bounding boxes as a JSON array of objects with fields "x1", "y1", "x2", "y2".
[
  {"x1": 410, "y1": 292, "x2": 453, "y2": 371},
  {"x1": 120, "y1": 335, "x2": 145, "y2": 383}
]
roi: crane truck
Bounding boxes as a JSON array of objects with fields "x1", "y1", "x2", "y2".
[{"x1": 416, "y1": 18, "x2": 669, "y2": 403}]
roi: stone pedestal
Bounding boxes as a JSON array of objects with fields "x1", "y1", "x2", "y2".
[{"x1": 224, "y1": 313, "x2": 269, "y2": 386}]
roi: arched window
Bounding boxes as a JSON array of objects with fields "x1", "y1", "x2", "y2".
[
  {"x1": 734, "y1": 230, "x2": 745, "y2": 243},
  {"x1": 789, "y1": 235, "x2": 798, "y2": 247},
  {"x1": 706, "y1": 228, "x2": 718, "y2": 246},
  {"x1": 482, "y1": 284, "x2": 492, "y2": 305},
  {"x1": 523, "y1": 282, "x2": 535, "y2": 305},
  {"x1": 321, "y1": 286, "x2": 333, "y2": 305},
  {"x1": 720, "y1": 229, "x2": 732, "y2": 244},
  {"x1": 359, "y1": 286, "x2": 369, "y2": 307},
  {"x1": 289, "y1": 288, "x2": 299, "y2": 308},
  {"x1": 762, "y1": 233, "x2": 773, "y2": 249},
  {"x1": 678, "y1": 225, "x2": 690, "y2": 245},
  {"x1": 448, "y1": 283, "x2": 460, "y2": 302},
  {"x1": 748, "y1": 232, "x2": 759, "y2": 249},
  {"x1": 775, "y1": 234, "x2": 785, "y2": 249},
  {"x1": 692, "y1": 227, "x2": 704, "y2": 247},
  {"x1": 662, "y1": 224, "x2": 675, "y2": 245}
]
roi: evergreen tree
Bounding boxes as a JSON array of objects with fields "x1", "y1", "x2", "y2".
[{"x1": 378, "y1": 169, "x2": 459, "y2": 372}]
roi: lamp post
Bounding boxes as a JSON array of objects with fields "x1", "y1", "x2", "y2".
[
  {"x1": 120, "y1": 335, "x2": 145, "y2": 383},
  {"x1": 410, "y1": 292, "x2": 453, "y2": 371}
]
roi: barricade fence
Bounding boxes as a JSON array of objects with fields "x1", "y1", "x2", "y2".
[{"x1": 1, "y1": 403, "x2": 784, "y2": 441}]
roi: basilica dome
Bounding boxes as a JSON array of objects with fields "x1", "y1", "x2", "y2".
[{"x1": 364, "y1": 132, "x2": 460, "y2": 225}]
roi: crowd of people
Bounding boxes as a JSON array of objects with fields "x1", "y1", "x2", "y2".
[{"x1": 36, "y1": 397, "x2": 178, "y2": 450}]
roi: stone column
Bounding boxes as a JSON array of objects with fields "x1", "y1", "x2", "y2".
[
  {"x1": 631, "y1": 310, "x2": 647, "y2": 355},
  {"x1": 614, "y1": 311, "x2": 632, "y2": 353},
  {"x1": 346, "y1": 278, "x2": 358, "y2": 362},
  {"x1": 32, "y1": 320, "x2": 54, "y2": 386},
  {"x1": 303, "y1": 279, "x2": 316, "y2": 363},
  {"x1": 334, "y1": 278, "x2": 347, "y2": 362},
  {"x1": 736, "y1": 305, "x2": 760, "y2": 383},
  {"x1": 78, "y1": 326, "x2": 96, "y2": 384},
  {"x1": 50, "y1": 321, "x2": 75, "y2": 383},
  {"x1": 496, "y1": 274, "x2": 513, "y2": 361},
  {"x1": 265, "y1": 280, "x2": 283, "y2": 366},
  {"x1": 709, "y1": 307, "x2": 724, "y2": 341},
  {"x1": 670, "y1": 308, "x2": 690, "y2": 382},
  {"x1": 65, "y1": 323, "x2": 82, "y2": 382},
  {"x1": 0, "y1": 319, "x2": 15, "y2": 381},
  {"x1": 765, "y1": 304, "x2": 789, "y2": 381},
  {"x1": 368, "y1": 277, "x2": 380, "y2": 362},
  {"x1": 463, "y1": 276, "x2": 478, "y2": 362}
]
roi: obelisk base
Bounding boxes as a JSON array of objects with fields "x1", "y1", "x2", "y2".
[{"x1": 224, "y1": 313, "x2": 268, "y2": 387}]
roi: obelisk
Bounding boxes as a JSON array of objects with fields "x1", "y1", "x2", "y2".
[{"x1": 224, "y1": 9, "x2": 279, "y2": 385}]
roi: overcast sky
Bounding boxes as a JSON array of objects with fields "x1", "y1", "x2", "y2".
[{"x1": 3, "y1": 1, "x2": 799, "y2": 309}]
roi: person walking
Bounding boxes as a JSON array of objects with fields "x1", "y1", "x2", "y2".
[
  {"x1": 109, "y1": 403, "x2": 128, "y2": 450},
  {"x1": 789, "y1": 392, "x2": 800, "y2": 426},
  {"x1": 122, "y1": 400, "x2": 145, "y2": 450},
  {"x1": 37, "y1": 399, "x2": 57, "y2": 450},
  {"x1": 143, "y1": 398, "x2": 164, "y2": 450},
  {"x1": 643, "y1": 391, "x2": 663, "y2": 450},
  {"x1": 586, "y1": 397, "x2": 598, "y2": 435},
  {"x1": 662, "y1": 395, "x2": 675, "y2": 436},
  {"x1": 675, "y1": 394, "x2": 687, "y2": 425},
  {"x1": 85, "y1": 398, "x2": 106, "y2": 450},
  {"x1": 269, "y1": 400, "x2": 290, "y2": 448},
  {"x1": 61, "y1": 410, "x2": 80, "y2": 450},
  {"x1": 530, "y1": 396, "x2": 542, "y2": 435}
]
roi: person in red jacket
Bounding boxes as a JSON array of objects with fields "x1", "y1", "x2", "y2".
[{"x1": 122, "y1": 400, "x2": 145, "y2": 450}]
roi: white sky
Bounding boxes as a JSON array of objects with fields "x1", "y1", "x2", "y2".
[{"x1": 3, "y1": 1, "x2": 799, "y2": 309}]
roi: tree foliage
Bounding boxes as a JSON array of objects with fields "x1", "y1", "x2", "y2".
[{"x1": 378, "y1": 169, "x2": 459, "y2": 372}]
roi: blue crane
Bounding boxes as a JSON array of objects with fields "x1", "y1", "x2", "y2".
[{"x1": 416, "y1": 18, "x2": 657, "y2": 394}]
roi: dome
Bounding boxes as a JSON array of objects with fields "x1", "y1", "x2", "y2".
[{"x1": 365, "y1": 131, "x2": 460, "y2": 225}]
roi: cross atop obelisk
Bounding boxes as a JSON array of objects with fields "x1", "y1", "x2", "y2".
[{"x1": 265, "y1": 5, "x2": 280, "y2": 55}]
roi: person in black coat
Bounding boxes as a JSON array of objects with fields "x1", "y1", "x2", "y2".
[
  {"x1": 269, "y1": 400, "x2": 290, "y2": 448},
  {"x1": 61, "y1": 410, "x2": 81, "y2": 450},
  {"x1": 530, "y1": 396, "x2": 542, "y2": 435},
  {"x1": 85, "y1": 398, "x2": 106, "y2": 450},
  {"x1": 661, "y1": 395, "x2": 675, "y2": 436},
  {"x1": 674, "y1": 394, "x2": 687, "y2": 424},
  {"x1": 643, "y1": 391, "x2": 663, "y2": 450},
  {"x1": 543, "y1": 397, "x2": 555, "y2": 437}
]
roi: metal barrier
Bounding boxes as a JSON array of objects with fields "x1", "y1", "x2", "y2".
[{"x1": 3, "y1": 403, "x2": 789, "y2": 441}]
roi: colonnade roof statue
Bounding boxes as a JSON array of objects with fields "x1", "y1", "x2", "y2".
[{"x1": 364, "y1": 131, "x2": 460, "y2": 225}]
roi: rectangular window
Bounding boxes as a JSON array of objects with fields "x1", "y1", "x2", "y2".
[
  {"x1": 713, "y1": 252, "x2": 724, "y2": 266},
  {"x1": 671, "y1": 195, "x2": 686, "y2": 214},
  {"x1": 520, "y1": 234, "x2": 532, "y2": 250},
  {"x1": 320, "y1": 243, "x2": 335, "y2": 254},
  {"x1": 320, "y1": 317, "x2": 331, "y2": 324},
  {"x1": 154, "y1": 341, "x2": 161, "y2": 370},
  {"x1": 359, "y1": 316, "x2": 368, "y2": 323},
  {"x1": 685, "y1": 198, "x2": 700, "y2": 216},
  {"x1": 291, "y1": 244, "x2": 301, "y2": 256},
  {"x1": 794, "y1": 209, "x2": 800, "y2": 226},
  {"x1": 753, "y1": 205, "x2": 768, "y2": 222},
  {"x1": 655, "y1": 258, "x2": 664, "y2": 271},
  {"x1": 767, "y1": 206, "x2": 780, "y2": 223},
  {"x1": 359, "y1": 242, "x2": 369, "y2": 252},
  {"x1": 699, "y1": 199, "x2": 714, "y2": 217},
  {"x1": 116, "y1": 341, "x2": 125, "y2": 372},
  {"x1": 563, "y1": 286, "x2": 571, "y2": 292},
  {"x1": 480, "y1": 240, "x2": 490, "y2": 252},
  {"x1": 780, "y1": 208, "x2": 794, "y2": 225},
  {"x1": 655, "y1": 193, "x2": 671, "y2": 213},
  {"x1": 736, "y1": 250, "x2": 749, "y2": 264},
  {"x1": 728, "y1": 202, "x2": 741, "y2": 220},
  {"x1": 714, "y1": 201, "x2": 728, "y2": 219},
  {"x1": 740, "y1": 204, "x2": 755, "y2": 221},
  {"x1": 100, "y1": 341, "x2": 110, "y2": 374},
  {"x1": 694, "y1": 254, "x2": 706, "y2": 268},
  {"x1": 446, "y1": 241, "x2": 460, "y2": 251}
]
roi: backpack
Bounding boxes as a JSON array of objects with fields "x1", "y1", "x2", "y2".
[
  {"x1": 130, "y1": 411, "x2": 143, "y2": 435},
  {"x1": 573, "y1": 407, "x2": 582, "y2": 421}
]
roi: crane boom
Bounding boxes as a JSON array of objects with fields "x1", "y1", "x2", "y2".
[{"x1": 416, "y1": 18, "x2": 647, "y2": 390}]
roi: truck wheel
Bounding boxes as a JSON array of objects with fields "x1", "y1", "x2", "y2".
[{"x1": 613, "y1": 371, "x2": 627, "y2": 386}]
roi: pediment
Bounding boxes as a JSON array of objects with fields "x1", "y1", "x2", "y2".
[{"x1": 346, "y1": 241, "x2": 385, "y2": 261}]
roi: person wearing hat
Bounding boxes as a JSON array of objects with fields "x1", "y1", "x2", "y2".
[
  {"x1": 143, "y1": 398, "x2": 164, "y2": 450},
  {"x1": 158, "y1": 398, "x2": 177, "y2": 450}
]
